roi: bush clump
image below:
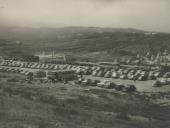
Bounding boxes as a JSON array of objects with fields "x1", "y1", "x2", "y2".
[
  {"x1": 116, "y1": 112, "x2": 130, "y2": 120},
  {"x1": 7, "y1": 78, "x2": 19, "y2": 82}
]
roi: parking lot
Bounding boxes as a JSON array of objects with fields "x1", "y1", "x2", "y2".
[
  {"x1": 0, "y1": 60, "x2": 170, "y2": 93},
  {"x1": 84, "y1": 75, "x2": 170, "y2": 93},
  {"x1": 0, "y1": 60, "x2": 170, "y2": 128}
]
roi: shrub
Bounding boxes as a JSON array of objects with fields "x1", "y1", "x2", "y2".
[
  {"x1": 7, "y1": 78, "x2": 19, "y2": 82},
  {"x1": 116, "y1": 111, "x2": 130, "y2": 120},
  {"x1": 0, "y1": 74, "x2": 7, "y2": 78}
]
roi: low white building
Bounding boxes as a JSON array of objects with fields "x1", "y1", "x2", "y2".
[{"x1": 38, "y1": 54, "x2": 74, "y2": 64}]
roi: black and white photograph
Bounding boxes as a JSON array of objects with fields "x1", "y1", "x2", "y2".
[{"x1": 0, "y1": 0, "x2": 170, "y2": 128}]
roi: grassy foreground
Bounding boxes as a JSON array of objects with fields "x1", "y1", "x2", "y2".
[{"x1": 0, "y1": 73, "x2": 170, "y2": 128}]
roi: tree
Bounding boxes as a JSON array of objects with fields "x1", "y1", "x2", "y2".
[
  {"x1": 27, "y1": 72, "x2": 33, "y2": 84},
  {"x1": 37, "y1": 71, "x2": 46, "y2": 83}
]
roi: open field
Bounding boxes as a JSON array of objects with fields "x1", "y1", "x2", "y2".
[{"x1": 0, "y1": 72, "x2": 170, "y2": 128}]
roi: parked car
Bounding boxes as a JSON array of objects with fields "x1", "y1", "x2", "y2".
[
  {"x1": 148, "y1": 71, "x2": 156, "y2": 80},
  {"x1": 104, "y1": 71, "x2": 112, "y2": 78},
  {"x1": 153, "y1": 80, "x2": 162, "y2": 87},
  {"x1": 92, "y1": 70, "x2": 98, "y2": 76},
  {"x1": 163, "y1": 72, "x2": 170, "y2": 78},
  {"x1": 97, "y1": 80, "x2": 111, "y2": 88},
  {"x1": 112, "y1": 72, "x2": 119, "y2": 79},
  {"x1": 138, "y1": 75, "x2": 147, "y2": 81},
  {"x1": 159, "y1": 78, "x2": 168, "y2": 85},
  {"x1": 91, "y1": 80, "x2": 101, "y2": 86},
  {"x1": 74, "y1": 78, "x2": 84, "y2": 84},
  {"x1": 120, "y1": 74, "x2": 128, "y2": 79},
  {"x1": 105, "y1": 82, "x2": 117, "y2": 89},
  {"x1": 123, "y1": 84, "x2": 136, "y2": 92},
  {"x1": 114, "y1": 84, "x2": 125, "y2": 91},
  {"x1": 81, "y1": 79, "x2": 92, "y2": 86},
  {"x1": 128, "y1": 74, "x2": 136, "y2": 80},
  {"x1": 97, "y1": 71, "x2": 105, "y2": 77},
  {"x1": 154, "y1": 72, "x2": 162, "y2": 77}
]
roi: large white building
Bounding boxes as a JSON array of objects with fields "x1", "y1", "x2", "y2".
[{"x1": 38, "y1": 53, "x2": 74, "y2": 64}]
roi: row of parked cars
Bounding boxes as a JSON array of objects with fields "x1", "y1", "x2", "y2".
[
  {"x1": 153, "y1": 72, "x2": 170, "y2": 87},
  {"x1": 0, "y1": 60, "x2": 164, "y2": 82},
  {"x1": 75, "y1": 78, "x2": 136, "y2": 92},
  {"x1": 91, "y1": 68, "x2": 163, "y2": 81},
  {"x1": 0, "y1": 67, "x2": 32, "y2": 76},
  {"x1": 0, "y1": 61, "x2": 89, "y2": 72}
]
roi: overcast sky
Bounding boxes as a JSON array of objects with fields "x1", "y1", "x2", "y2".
[{"x1": 0, "y1": 0, "x2": 170, "y2": 32}]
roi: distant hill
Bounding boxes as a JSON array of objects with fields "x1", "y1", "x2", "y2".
[{"x1": 0, "y1": 27, "x2": 170, "y2": 61}]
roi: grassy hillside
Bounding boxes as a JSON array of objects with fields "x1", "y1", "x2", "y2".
[
  {"x1": 0, "y1": 27, "x2": 170, "y2": 61},
  {"x1": 0, "y1": 73, "x2": 170, "y2": 128},
  {"x1": 0, "y1": 39, "x2": 32, "y2": 57}
]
